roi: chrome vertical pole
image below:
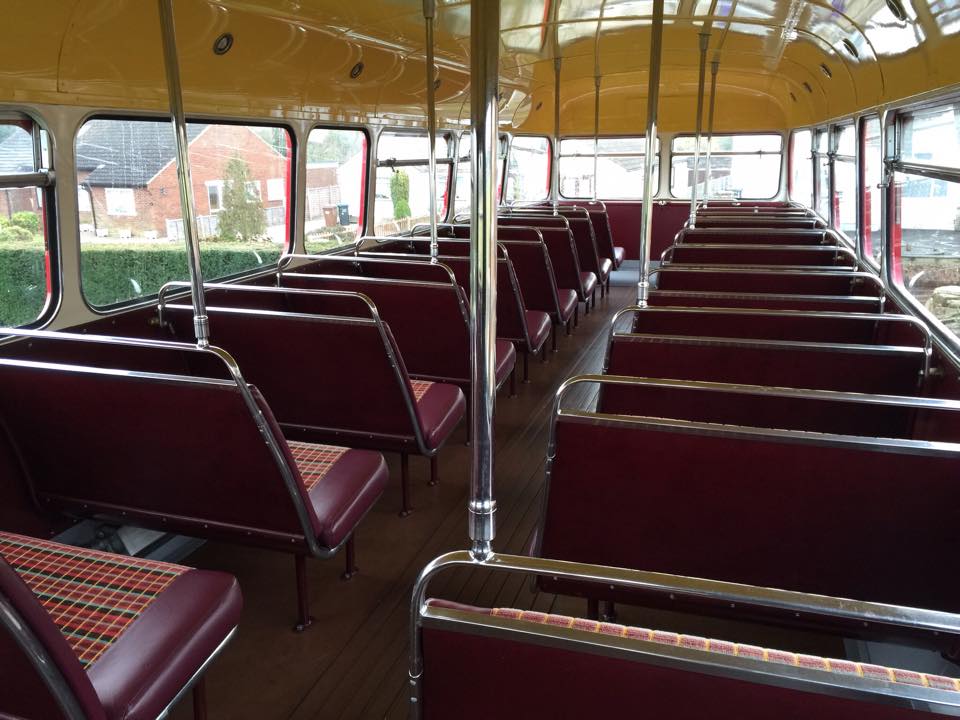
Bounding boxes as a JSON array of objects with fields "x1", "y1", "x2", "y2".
[
  {"x1": 158, "y1": 0, "x2": 209, "y2": 347},
  {"x1": 703, "y1": 58, "x2": 719, "y2": 208},
  {"x1": 423, "y1": 0, "x2": 440, "y2": 261},
  {"x1": 637, "y1": 0, "x2": 665, "y2": 306},
  {"x1": 879, "y1": 108, "x2": 894, "y2": 288},
  {"x1": 468, "y1": 0, "x2": 499, "y2": 562},
  {"x1": 688, "y1": 31, "x2": 710, "y2": 228},
  {"x1": 593, "y1": 73, "x2": 601, "y2": 201},
  {"x1": 552, "y1": 56, "x2": 562, "y2": 212}
]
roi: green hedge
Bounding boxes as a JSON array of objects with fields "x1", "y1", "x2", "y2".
[{"x1": 0, "y1": 241, "x2": 284, "y2": 328}]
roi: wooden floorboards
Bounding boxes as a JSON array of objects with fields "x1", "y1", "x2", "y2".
[{"x1": 168, "y1": 283, "x2": 633, "y2": 720}]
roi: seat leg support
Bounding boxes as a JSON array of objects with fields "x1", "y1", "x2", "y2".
[
  {"x1": 341, "y1": 535, "x2": 358, "y2": 581},
  {"x1": 522, "y1": 350, "x2": 530, "y2": 383},
  {"x1": 294, "y1": 554, "x2": 314, "y2": 632},
  {"x1": 400, "y1": 452, "x2": 413, "y2": 517},
  {"x1": 600, "y1": 600, "x2": 616, "y2": 623},
  {"x1": 566, "y1": 318, "x2": 572, "y2": 336},
  {"x1": 551, "y1": 324, "x2": 558, "y2": 352},
  {"x1": 193, "y1": 677, "x2": 207, "y2": 720},
  {"x1": 540, "y1": 346, "x2": 548, "y2": 364},
  {"x1": 587, "y1": 598, "x2": 600, "y2": 621},
  {"x1": 429, "y1": 455, "x2": 439, "y2": 487},
  {"x1": 510, "y1": 367, "x2": 517, "y2": 397},
  {"x1": 574, "y1": 305, "x2": 579, "y2": 327}
]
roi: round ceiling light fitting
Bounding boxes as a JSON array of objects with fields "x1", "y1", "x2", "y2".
[
  {"x1": 350, "y1": 61, "x2": 365, "y2": 79},
  {"x1": 885, "y1": 0, "x2": 907, "y2": 21},
  {"x1": 842, "y1": 39, "x2": 859, "y2": 59},
  {"x1": 820, "y1": 63, "x2": 833, "y2": 79},
  {"x1": 213, "y1": 33, "x2": 234, "y2": 55},
  {"x1": 803, "y1": 81, "x2": 813, "y2": 93}
]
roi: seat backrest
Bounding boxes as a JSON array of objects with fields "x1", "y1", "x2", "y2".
[
  {"x1": 0, "y1": 343, "x2": 320, "y2": 548},
  {"x1": 605, "y1": 333, "x2": 926, "y2": 395},
  {"x1": 655, "y1": 268, "x2": 883, "y2": 296},
  {"x1": 163, "y1": 302, "x2": 427, "y2": 450},
  {"x1": 664, "y1": 244, "x2": 856, "y2": 268},
  {"x1": 625, "y1": 307, "x2": 928, "y2": 347},
  {"x1": 677, "y1": 228, "x2": 834, "y2": 245},
  {"x1": 500, "y1": 223, "x2": 584, "y2": 298},
  {"x1": 539, "y1": 409, "x2": 960, "y2": 613},
  {"x1": 694, "y1": 216, "x2": 822, "y2": 229},
  {"x1": 649, "y1": 290, "x2": 885, "y2": 313},
  {"x1": 0, "y1": 556, "x2": 103, "y2": 720},
  {"x1": 277, "y1": 273, "x2": 470, "y2": 386}
]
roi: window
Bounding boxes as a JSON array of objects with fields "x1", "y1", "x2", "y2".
[
  {"x1": 267, "y1": 177, "x2": 285, "y2": 202},
  {"x1": 815, "y1": 130, "x2": 831, "y2": 218},
  {"x1": 374, "y1": 131, "x2": 451, "y2": 236},
  {"x1": 0, "y1": 118, "x2": 53, "y2": 327},
  {"x1": 894, "y1": 104, "x2": 960, "y2": 338},
  {"x1": 206, "y1": 181, "x2": 223, "y2": 213},
  {"x1": 861, "y1": 116, "x2": 883, "y2": 268},
  {"x1": 105, "y1": 187, "x2": 136, "y2": 216},
  {"x1": 77, "y1": 118, "x2": 292, "y2": 308},
  {"x1": 505, "y1": 135, "x2": 550, "y2": 204},
  {"x1": 789, "y1": 130, "x2": 814, "y2": 208},
  {"x1": 559, "y1": 137, "x2": 659, "y2": 200},
  {"x1": 305, "y1": 127, "x2": 367, "y2": 253},
  {"x1": 670, "y1": 134, "x2": 782, "y2": 200},
  {"x1": 833, "y1": 124, "x2": 857, "y2": 237},
  {"x1": 453, "y1": 132, "x2": 507, "y2": 217}
]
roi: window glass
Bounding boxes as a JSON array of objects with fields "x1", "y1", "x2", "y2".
[
  {"x1": 0, "y1": 121, "x2": 51, "y2": 327},
  {"x1": 815, "y1": 130, "x2": 831, "y2": 217},
  {"x1": 862, "y1": 117, "x2": 883, "y2": 267},
  {"x1": 834, "y1": 125, "x2": 857, "y2": 237},
  {"x1": 505, "y1": 135, "x2": 550, "y2": 203},
  {"x1": 559, "y1": 136, "x2": 659, "y2": 199},
  {"x1": 895, "y1": 170, "x2": 960, "y2": 335},
  {"x1": 670, "y1": 133, "x2": 782, "y2": 200},
  {"x1": 790, "y1": 130, "x2": 814, "y2": 208},
  {"x1": 373, "y1": 131, "x2": 451, "y2": 235},
  {"x1": 305, "y1": 127, "x2": 367, "y2": 253},
  {"x1": 900, "y1": 105, "x2": 960, "y2": 169},
  {"x1": 77, "y1": 118, "x2": 291, "y2": 308},
  {"x1": 453, "y1": 133, "x2": 507, "y2": 217}
]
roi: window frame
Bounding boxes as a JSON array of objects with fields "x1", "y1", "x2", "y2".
[
  {"x1": 831, "y1": 121, "x2": 857, "y2": 240},
  {"x1": 859, "y1": 114, "x2": 883, "y2": 272},
  {"x1": 557, "y1": 134, "x2": 659, "y2": 201},
  {"x1": 503, "y1": 133, "x2": 552, "y2": 205},
  {"x1": 668, "y1": 131, "x2": 784, "y2": 201},
  {"x1": 0, "y1": 111, "x2": 58, "y2": 329},
  {"x1": 788, "y1": 128, "x2": 814, "y2": 208},
  {"x1": 205, "y1": 180, "x2": 224, "y2": 213},
  {"x1": 74, "y1": 113, "x2": 297, "y2": 315},
  {"x1": 374, "y1": 127, "x2": 454, "y2": 230}
]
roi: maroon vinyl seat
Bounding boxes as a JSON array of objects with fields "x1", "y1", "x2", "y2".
[
  {"x1": 654, "y1": 268, "x2": 885, "y2": 297},
  {"x1": 0, "y1": 332, "x2": 388, "y2": 628},
  {"x1": 0, "y1": 531, "x2": 241, "y2": 720},
  {"x1": 676, "y1": 227, "x2": 838, "y2": 245},
  {"x1": 649, "y1": 289, "x2": 886, "y2": 313},
  {"x1": 662, "y1": 243, "x2": 856, "y2": 268}
]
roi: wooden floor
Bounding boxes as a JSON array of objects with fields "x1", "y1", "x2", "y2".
[{"x1": 163, "y1": 282, "x2": 630, "y2": 720}]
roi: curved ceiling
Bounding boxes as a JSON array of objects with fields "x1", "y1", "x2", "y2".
[{"x1": 0, "y1": 0, "x2": 958, "y2": 133}]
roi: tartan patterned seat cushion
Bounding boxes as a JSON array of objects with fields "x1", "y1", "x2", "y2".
[
  {"x1": 410, "y1": 379, "x2": 434, "y2": 403},
  {"x1": 287, "y1": 441, "x2": 350, "y2": 491},
  {"x1": 0, "y1": 531, "x2": 188, "y2": 669},
  {"x1": 487, "y1": 607, "x2": 960, "y2": 694}
]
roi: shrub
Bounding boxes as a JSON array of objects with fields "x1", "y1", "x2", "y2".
[
  {"x1": 10, "y1": 211, "x2": 40, "y2": 235},
  {"x1": 0, "y1": 226, "x2": 35, "y2": 243},
  {"x1": 390, "y1": 170, "x2": 411, "y2": 219}
]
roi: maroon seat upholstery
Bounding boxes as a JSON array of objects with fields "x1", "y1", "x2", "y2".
[
  {"x1": 694, "y1": 215, "x2": 823, "y2": 229},
  {"x1": 649, "y1": 289, "x2": 886, "y2": 313},
  {"x1": 655, "y1": 268, "x2": 884, "y2": 296},
  {"x1": 0, "y1": 531, "x2": 241, "y2": 720},
  {"x1": 664, "y1": 243, "x2": 855, "y2": 268},
  {"x1": 535, "y1": 408, "x2": 960, "y2": 615},
  {"x1": 677, "y1": 227, "x2": 836, "y2": 245},
  {"x1": 605, "y1": 333, "x2": 926, "y2": 395},
  {"x1": 498, "y1": 218, "x2": 590, "y2": 310},
  {"x1": 0, "y1": 333, "x2": 388, "y2": 626}
]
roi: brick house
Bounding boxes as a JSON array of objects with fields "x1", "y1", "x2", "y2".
[{"x1": 75, "y1": 121, "x2": 289, "y2": 240}]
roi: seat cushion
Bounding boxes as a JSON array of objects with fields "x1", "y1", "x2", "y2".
[
  {"x1": 288, "y1": 442, "x2": 388, "y2": 549},
  {"x1": 614, "y1": 246, "x2": 626, "y2": 268},
  {"x1": 599, "y1": 257, "x2": 613, "y2": 280},
  {"x1": 579, "y1": 272, "x2": 597, "y2": 297},
  {"x1": 495, "y1": 339, "x2": 517, "y2": 388},
  {"x1": 411, "y1": 381, "x2": 466, "y2": 451},
  {"x1": 524, "y1": 311, "x2": 552, "y2": 353},
  {"x1": 0, "y1": 531, "x2": 241, "y2": 720},
  {"x1": 556, "y1": 289, "x2": 578, "y2": 323}
]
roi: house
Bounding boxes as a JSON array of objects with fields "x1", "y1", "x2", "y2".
[
  {"x1": 74, "y1": 121, "x2": 289, "y2": 240},
  {"x1": 0, "y1": 128, "x2": 42, "y2": 218}
]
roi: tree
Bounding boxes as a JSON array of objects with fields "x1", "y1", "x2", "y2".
[
  {"x1": 217, "y1": 155, "x2": 266, "y2": 242},
  {"x1": 390, "y1": 170, "x2": 411, "y2": 219}
]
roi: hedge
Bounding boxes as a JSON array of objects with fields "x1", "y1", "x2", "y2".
[{"x1": 0, "y1": 240, "x2": 289, "y2": 328}]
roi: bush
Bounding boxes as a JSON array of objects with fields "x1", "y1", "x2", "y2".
[
  {"x1": 0, "y1": 226, "x2": 35, "y2": 243},
  {"x1": 10, "y1": 212, "x2": 40, "y2": 235},
  {"x1": 390, "y1": 170, "x2": 411, "y2": 219}
]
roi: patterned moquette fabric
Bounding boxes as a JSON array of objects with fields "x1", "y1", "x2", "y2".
[
  {"x1": 287, "y1": 441, "x2": 349, "y2": 491},
  {"x1": 410, "y1": 380, "x2": 434, "y2": 403},
  {"x1": 489, "y1": 608, "x2": 960, "y2": 693},
  {"x1": 0, "y1": 531, "x2": 188, "y2": 668}
]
